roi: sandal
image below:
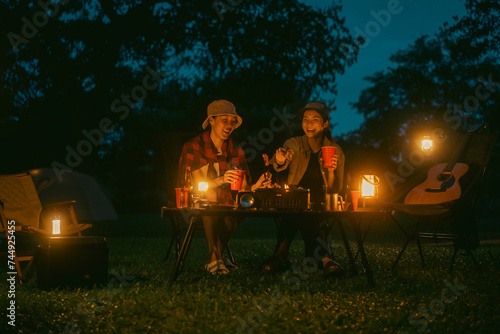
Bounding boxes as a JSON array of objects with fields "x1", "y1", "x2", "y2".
[
  {"x1": 205, "y1": 260, "x2": 229, "y2": 274},
  {"x1": 259, "y1": 255, "x2": 291, "y2": 274},
  {"x1": 222, "y1": 258, "x2": 238, "y2": 270}
]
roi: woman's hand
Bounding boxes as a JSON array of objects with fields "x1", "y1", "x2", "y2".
[
  {"x1": 223, "y1": 169, "x2": 243, "y2": 184},
  {"x1": 320, "y1": 154, "x2": 338, "y2": 171},
  {"x1": 275, "y1": 148, "x2": 287, "y2": 165},
  {"x1": 275, "y1": 147, "x2": 294, "y2": 165},
  {"x1": 251, "y1": 172, "x2": 272, "y2": 191}
]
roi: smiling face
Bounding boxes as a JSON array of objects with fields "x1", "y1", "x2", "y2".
[
  {"x1": 302, "y1": 109, "x2": 328, "y2": 138},
  {"x1": 209, "y1": 114, "x2": 238, "y2": 141}
]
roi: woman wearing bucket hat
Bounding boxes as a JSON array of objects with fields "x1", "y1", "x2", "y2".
[
  {"x1": 178, "y1": 99, "x2": 270, "y2": 274},
  {"x1": 262, "y1": 101, "x2": 345, "y2": 277}
]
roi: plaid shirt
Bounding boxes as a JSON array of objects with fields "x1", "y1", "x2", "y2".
[{"x1": 178, "y1": 130, "x2": 250, "y2": 205}]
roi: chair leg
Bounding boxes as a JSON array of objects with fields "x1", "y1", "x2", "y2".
[
  {"x1": 226, "y1": 245, "x2": 235, "y2": 265},
  {"x1": 20, "y1": 255, "x2": 35, "y2": 281},
  {"x1": 416, "y1": 236, "x2": 425, "y2": 267},
  {"x1": 467, "y1": 249, "x2": 481, "y2": 270},
  {"x1": 449, "y1": 247, "x2": 480, "y2": 274},
  {"x1": 449, "y1": 246, "x2": 458, "y2": 274}
]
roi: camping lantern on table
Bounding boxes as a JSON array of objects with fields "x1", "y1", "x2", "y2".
[
  {"x1": 52, "y1": 215, "x2": 61, "y2": 235},
  {"x1": 192, "y1": 181, "x2": 210, "y2": 208},
  {"x1": 360, "y1": 173, "x2": 380, "y2": 199},
  {"x1": 198, "y1": 182, "x2": 209, "y2": 193}
]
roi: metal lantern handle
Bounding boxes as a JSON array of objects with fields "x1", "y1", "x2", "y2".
[{"x1": 362, "y1": 174, "x2": 380, "y2": 185}]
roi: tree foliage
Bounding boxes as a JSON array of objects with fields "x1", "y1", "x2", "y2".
[
  {"x1": 0, "y1": 0, "x2": 357, "y2": 212},
  {"x1": 343, "y1": 0, "x2": 500, "y2": 198}
]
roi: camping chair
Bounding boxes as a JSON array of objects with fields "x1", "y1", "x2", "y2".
[
  {"x1": 385, "y1": 130, "x2": 496, "y2": 273},
  {"x1": 0, "y1": 172, "x2": 92, "y2": 281}
]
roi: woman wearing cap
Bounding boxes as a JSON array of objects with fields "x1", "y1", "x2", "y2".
[
  {"x1": 178, "y1": 99, "x2": 270, "y2": 274},
  {"x1": 262, "y1": 101, "x2": 345, "y2": 277}
]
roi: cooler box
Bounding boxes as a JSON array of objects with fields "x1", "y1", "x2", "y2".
[{"x1": 36, "y1": 236, "x2": 108, "y2": 290}]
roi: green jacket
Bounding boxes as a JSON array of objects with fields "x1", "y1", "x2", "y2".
[{"x1": 270, "y1": 135, "x2": 345, "y2": 193}]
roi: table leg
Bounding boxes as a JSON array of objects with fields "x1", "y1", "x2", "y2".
[
  {"x1": 169, "y1": 216, "x2": 198, "y2": 284},
  {"x1": 164, "y1": 216, "x2": 178, "y2": 261},
  {"x1": 353, "y1": 220, "x2": 373, "y2": 262},
  {"x1": 351, "y1": 219, "x2": 375, "y2": 286},
  {"x1": 336, "y1": 218, "x2": 358, "y2": 276}
]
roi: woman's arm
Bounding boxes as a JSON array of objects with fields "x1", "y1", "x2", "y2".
[
  {"x1": 326, "y1": 155, "x2": 337, "y2": 192},
  {"x1": 325, "y1": 147, "x2": 345, "y2": 193},
  {"x1": 269, "y1": 138, "x2": 297, "y2": 172}
]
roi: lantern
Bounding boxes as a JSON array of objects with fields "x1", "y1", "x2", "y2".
[
  {"x1": 360, "y1": 174, "x2": 380, "y2": 198},
  {"x1": 52, "y1": 216, "x2": 61, "y2": 235},
  {"x1": 193, "y1": 181, "x2": 211, "y2": 208},
  {"x1": 198, "y1": 182, "x2": 209, "y2": 193},
  {"x1": 421, "y1": 136, "x2": 433, "y2": 154}
]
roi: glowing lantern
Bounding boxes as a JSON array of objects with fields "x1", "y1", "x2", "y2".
[
  {"x1": 198, "y1": 182, "x2": 209, "y2": 192},
  {"x1": 421, "y1": 136, "x2": 433, "y2": 154},
  {"x1": 52, "y1": 216, "x2": 61, "y2": 235},
  {"x1": 360, "y1": 174, "x2": 380, "y2": 198}
]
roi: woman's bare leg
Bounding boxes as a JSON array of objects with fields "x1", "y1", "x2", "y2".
[
  {"x1": 202, "y1": 216, "x2": 223, "y2": 262},
  {"x1": 220, "y1": 217, "x2": 238, "y2": 255}
]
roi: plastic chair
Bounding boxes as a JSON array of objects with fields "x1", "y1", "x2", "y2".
[{"x1": 0, "y1": 172, "x2": 92, "y2": 281}]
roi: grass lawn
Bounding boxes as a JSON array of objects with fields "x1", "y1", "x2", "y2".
[{"x1": 2, "y1": 213, "x2": 500, "y2": 333}]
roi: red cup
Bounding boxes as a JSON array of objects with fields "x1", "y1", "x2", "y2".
[
  {"x1": 230, "y1": 170, "x2": 245, "y2": 191},
  {"x1": 321, "y1": 146, "x2": 337, "y2": 168},
  {"x1": 175, "y1": 188, "x2": 182, "y2": 208},
  {"x1": 350, "y1": 191, "x2": 361, "y2": 212}
]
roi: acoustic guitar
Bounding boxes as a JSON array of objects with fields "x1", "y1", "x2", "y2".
[{"x1": 404, "y1": 124, "x2": 484, "y2": 205}]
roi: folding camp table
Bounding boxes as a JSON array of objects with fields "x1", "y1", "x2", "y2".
[{"x1": 161, "y1": 207, "x2": 387, "y2": 286}]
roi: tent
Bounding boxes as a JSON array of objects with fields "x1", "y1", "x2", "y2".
[{"x1": 29, "y1": 168, "x2": 118, "y2": 222}]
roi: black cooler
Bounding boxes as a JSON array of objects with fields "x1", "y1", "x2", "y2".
[{"x1": 36, "y1": 236, "x2": 108, "y2": 290}]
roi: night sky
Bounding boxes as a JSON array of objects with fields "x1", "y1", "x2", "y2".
[{"x1": 304, "y1": 0, "x2": 467, "y2": 135}]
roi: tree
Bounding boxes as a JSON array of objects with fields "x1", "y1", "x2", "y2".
[
  {"x1": 344, "y1": 0, "x2": 500, "y2": 198},
  {"x1": 1, "y1": 0, "x2": 358, "y2": 212}
]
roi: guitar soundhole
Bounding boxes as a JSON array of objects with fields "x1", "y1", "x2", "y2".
[{"x1": 437, "y1": 173, "x2": 452, "y2": 182}]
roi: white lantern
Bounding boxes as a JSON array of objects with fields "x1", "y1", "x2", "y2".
[
  {"x1": 360, "y1": 174, "x2": 380, "y2": 198},
  {"x1": 421, "y1": 136, "x2": 433, "y2": 154},
  {"x1": 52, "y1": 217, "x2": 61, "y2": 235}
]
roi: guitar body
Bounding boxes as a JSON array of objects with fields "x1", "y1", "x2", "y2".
[{"x1": 404, "y1": 163, "x2": 469, "y2": 205}]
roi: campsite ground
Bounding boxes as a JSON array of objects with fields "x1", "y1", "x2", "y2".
[{"x1": 2, "y1": 208, "x2": 500, "y2": 333}]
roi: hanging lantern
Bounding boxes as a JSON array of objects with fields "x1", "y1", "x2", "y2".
[
  {"x1": 421, "y1": 136, "x2": 433, "y2": 154},
  {"x1": 360, "y1": 173, "x2": 380, "y2": 198}
]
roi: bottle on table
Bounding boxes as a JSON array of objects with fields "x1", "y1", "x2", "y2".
[
  {"x1": 182, "y1": 167, "x2": 192, "y2": 208},
  {"x1": 345, "y1": 173, "x2": 352, "y2": 207}
]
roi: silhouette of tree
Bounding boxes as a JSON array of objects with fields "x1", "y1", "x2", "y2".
[
  {"x1": 343, "y1": 0, "x2": 499, "y2": 198},
  {"x1": 1, "y1": 0, "x2": 357, "y2": 212}
]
